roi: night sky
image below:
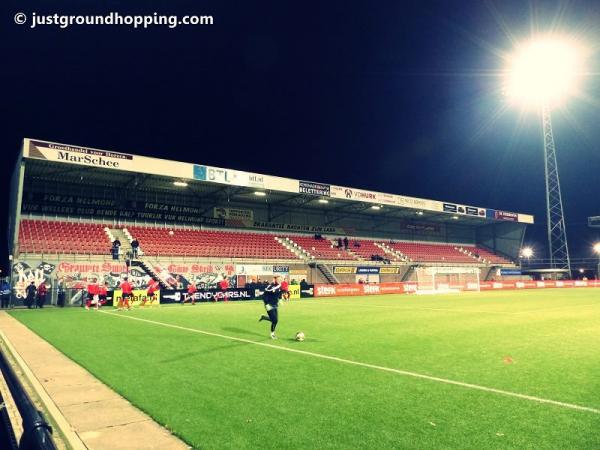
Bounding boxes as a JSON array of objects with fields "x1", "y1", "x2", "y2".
[{"x1": 3, "y1": 0, "x2": 600, "y2": 272}]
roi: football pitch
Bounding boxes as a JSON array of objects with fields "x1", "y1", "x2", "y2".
[{"x1": 9, "y1": 289, "x2": 600, "y2": 449}]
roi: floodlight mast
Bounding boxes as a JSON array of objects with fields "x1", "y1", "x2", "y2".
[{"x1": 541, "y1": 105, "x2": 571, "y2": 273}]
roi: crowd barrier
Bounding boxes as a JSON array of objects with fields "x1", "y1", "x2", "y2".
[{"x1": 0, "y1": 349, "x2": 57, "y2": 449}]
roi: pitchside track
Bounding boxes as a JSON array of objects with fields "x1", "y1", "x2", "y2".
[{"x1": 9, "y1": 289, "x2": 600, "y2": 449}]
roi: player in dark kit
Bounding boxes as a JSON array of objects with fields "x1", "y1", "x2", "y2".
[{"x1": 259, "y1": 275, "x2": 282, "y2": 339}]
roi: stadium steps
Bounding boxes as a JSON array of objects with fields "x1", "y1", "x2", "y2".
[
  {"x1": 376, "y1": 243, "x2": 410, "y2": 262},
  {"x1": 130, "y1": 260, "x2": 170, "y2": 289},
  {"x1": 317, "y1": 263, "x2": 338, "y2": 284},
  {"x1": 109, "y1": 228, "x2": 133, "y2": 254},
  {"x1": 276, "y1": 237, "x2": 308, "y2": 261}
]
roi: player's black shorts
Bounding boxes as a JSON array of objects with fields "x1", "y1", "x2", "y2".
[
  {"x1": 99, "y1": 295, "x2": 107, "y2": 302},
  {"x1": 147, "y1": 291, "x2": 156, "y2": 298},
  {"x1": 122, "y1": 293, "x2": 131, "y2": 299}
]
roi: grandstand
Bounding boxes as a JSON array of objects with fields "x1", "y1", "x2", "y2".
[{"x1": 7, "y1": 138, "x2": 533, "y2": 300}]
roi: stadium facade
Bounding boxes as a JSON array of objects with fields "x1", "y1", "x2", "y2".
[{"x1": 8, "y1": 138, "x2": 535, "y2": 304}]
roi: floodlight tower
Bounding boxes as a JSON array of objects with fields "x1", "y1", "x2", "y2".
[{"x1": 505, "y1": 37, "x2": 586, "y2": 273}]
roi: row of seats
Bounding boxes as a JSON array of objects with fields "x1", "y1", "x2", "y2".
[
  {"x1": 287, "y1": 236, "x2": 357, "y2": 260},
  {"x1": 387, "y1": 242, "x2": 478, "y2": 263},
  {"x1": 345, "y1": 239, "x2": 399, "y2": 261},
  {"x1": 17, "y1": 220, "x2": 512, "y2": 264},
  {"x1": 19, "y1": 220, "x2": 111, "y2": 254},
  {"x1": 128, "y1": 226, "x2": 297, "y2": 259}
]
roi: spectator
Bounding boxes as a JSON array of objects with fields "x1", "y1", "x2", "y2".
[
  {"x1": 337, "y1": 237, "x2": 343, "y2": 248},
  {"x1": 300, "y1": 278, "x2": 309, "y2": 290},
  {"x1": 113, "y1": 239, "x2": 121, "y2": 248},
  {"x1": 25, "y1": 281, "x2": 36, "y2": 309},
  {"x1": 0, "y1": 280, "x2": 10, "y2": 309},
  {"x1": 343, "y1": 237, "x2": 349, "y2": 250},
  {"x1": 37, "y1": 281, "x2": 48, "y2": 308},
  {"x1": 56, "y1": 278, "x2": 65, "y2": 307},
  {"x1": 111, "y1": 245, "x2": 120, "y2": 260},
  {"x1": 131, "y1": 239, "x2": 140, "y2": 258},
  {"x1": 354, "y1": 241, "x2": 360, "y2": 248}
]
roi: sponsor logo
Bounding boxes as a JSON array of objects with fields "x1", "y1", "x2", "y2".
[
  {"x1": 403, "y1": 284, "x2": 418, "y2": 292},
  {"x1": 57, "y1": 151, "x2": 120, "y2": 168},
  {"x1": 299, "y1": 181, "x2": 330, "y2": 196},
  {"x1": 495, "y1": 210, "x2": 519, "y2": 221},
  {"x1": 197, "y1": 290, "x2": 252, "y2": 301},
  {"x1": 443, "y1": 203, "x2": 457, "y2": 213},
  {"x1": 193, "y1": 165, "x2": 207, "y2": 180},
  {"x1": 345, "y1": 189, "x2": 353, "y2": 198},
  {"x1": 356, "y1": 267, "x2": 380, "y2": 274},
  {"x1": 273, "y1": 265, "x2": 289, "y2": 273},
  {"x1": 379, "y1": 267, "x2": 399, "y2": 274},
  {"x1": 363, "y1": 284, "x2": 380, "y2": 294},
  {"x1": 492, "y1": 282, "x2": 503, "y2": 289},
  {"x1": 466, "y1": 206, "x2": 479, "y2": 216},
  {"x1": 248, "y1": 174, "x2": 264, "y2": 186},
  {"x1": 317, "y1": 286, "x2": 337, "y2": 296},
  {"x1": 333, "y1": 267, "x2": 357, "y2": 274},
  {"x1": 516, "y1": 282, "x2": 525, "y2": 289}
]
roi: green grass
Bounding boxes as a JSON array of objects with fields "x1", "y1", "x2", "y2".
[{"x1": 9, "y1": 289, "x2": 600, "y2": 449}]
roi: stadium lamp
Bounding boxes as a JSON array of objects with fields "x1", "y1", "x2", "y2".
[
  {"x1": 173, "y1": 181, "x2": 188, "y2": 187},
  {"x1": 318, "y1": 198, "x2": 329, "y2": 204},
  {"x1": 593, "y1": 243, "x2": 600, "y2": 255},
  {"x1": 254, "y1": 191, "x2": 267, "y2": 197},
  {"x1": 504, "y1": 36, "x2": 585, "y2": 109},
  {"x1": 504, "y1": 34, "x2": 588, "y2": 274},
  {"x1": 520, "y1": 247, "x2": 534, "y2": 258},
  {"x1": 452, "y1": 215, "x2": 459, "y2": 220},
  {"x1": 415, "y1": 211, "x2": 424, "y2": 216},
  {"x1": 371, "y1": 205, "x2": 381, "y2": 210}
]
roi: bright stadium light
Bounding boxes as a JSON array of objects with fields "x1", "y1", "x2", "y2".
[
  {"x1": 173, "y1": 181, "x2": 188, "y2": 187},
  {"x1": 521, "y1": 247, "x2": 534, "y2": 259},
  {"x1": 504, "y1": 34, "x2": 589, "y2": 274},
  {"x1": 593, "y1": 243, "x2": 600, "y2": 255},
  {"x1": 415, "y1": 211, "x2": 424, "y2": 216},
  {"x1": 371, "y1": 205, "x2": 381, "y2": 210},
  {"x1": 254, "y1": 191, "x2": 266, "y2": 197},
  {"x1": 504, "y1": 36, "x2": 585, "y2": 109},
  {"x1": 318, "y1": 198, "x2": 329, "y2": 204}
]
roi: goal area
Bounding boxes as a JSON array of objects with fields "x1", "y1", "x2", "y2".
[{"x1": 414, "y1": 267, "x2": 481, "y2": 294}]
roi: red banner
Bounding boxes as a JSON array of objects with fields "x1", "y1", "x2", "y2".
[
  {"x1": 313, "y1": 280, "x2": 600, "y2": 297},
  {"x1": 314, "y1": 282, "x2": 417, "y2": 297}
]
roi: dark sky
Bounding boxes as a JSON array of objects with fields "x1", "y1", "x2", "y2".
[{"x1": 3, "y1": 0, "x2": 600, "y2": 271}]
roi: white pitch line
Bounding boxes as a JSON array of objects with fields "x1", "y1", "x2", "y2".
[{"x1": 100, "y1": 310, "x2": 600, "y2": 415}]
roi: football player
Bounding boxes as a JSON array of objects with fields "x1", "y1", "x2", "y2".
[{"x1": 259, "y1": 275, "x2": 282, "y2": 339}]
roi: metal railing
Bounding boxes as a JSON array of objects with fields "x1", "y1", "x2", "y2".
[{"x1": 0, "y1": 350, "x2": 57, "y2": 449}]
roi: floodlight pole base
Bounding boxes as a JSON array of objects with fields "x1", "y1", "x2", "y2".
[{"x1": 541, "y1": 105, "x2": 571, "y2": 274}]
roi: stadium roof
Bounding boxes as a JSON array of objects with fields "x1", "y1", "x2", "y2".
[{"x1": 20, "y1": 138, "x2": 534, "y2": 226}]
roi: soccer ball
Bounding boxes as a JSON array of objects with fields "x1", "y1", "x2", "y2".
[{"x1": 295, "y1": 331, "x2": 305, "y2": 342}]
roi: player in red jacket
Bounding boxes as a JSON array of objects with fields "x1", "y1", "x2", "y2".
[
  {"x1": 85, "y1": 279, "x2": 98, "y2": 310},
  {"x1": 280, "y1": 278, "x2": 290, "y2": 300},
  {"x1": 96, "y1": 282, "x2": 108, "y2": 310},
  {"x1": 119, "y1": 277, "x2": 133, "y2": 310},
  {"x1": 142, "y1": 278, "x2": 160, "y2": 307},
  {"x1": 183, "y1": 282, "x2": 197, "y2": 305},
  {"x1": 218, "y1": 278, "x2": 229, "y2": 301}
]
